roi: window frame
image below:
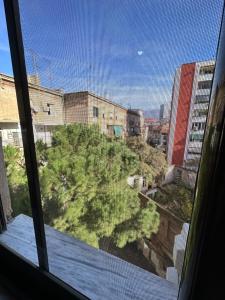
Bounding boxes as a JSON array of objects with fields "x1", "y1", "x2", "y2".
[{"x1": 0, "y1": 1, "x2": 225, "y2": 300}]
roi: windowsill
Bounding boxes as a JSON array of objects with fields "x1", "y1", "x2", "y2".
[{"x1": 0, "y1": 215, "x2": 178, "y2": 300}]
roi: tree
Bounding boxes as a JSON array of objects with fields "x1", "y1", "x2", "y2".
[
  {"x1": 3, "y1": 145, "x2": 31, "y2": 216},
  {"x1": 126, "y1": 136, "x2": 167, "y2": 186},
  {"x1": 4, "y1": 125, "x2": 160, "y2": 249},
  {"x1": 38, "y1": 124, "x2": 159, "y2": 248}
]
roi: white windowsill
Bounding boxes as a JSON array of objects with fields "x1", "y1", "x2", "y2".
[{"x1": 0, "y1": 215, "x2": 178, "y2": 300}]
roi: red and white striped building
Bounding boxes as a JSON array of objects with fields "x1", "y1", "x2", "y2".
[{"x1": 167, "y1": 60, "x2": 215, "y2": 169}]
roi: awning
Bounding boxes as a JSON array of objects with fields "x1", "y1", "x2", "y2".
[{"x1": 113, "y1": 125, "x2": 123, "y2": 137}]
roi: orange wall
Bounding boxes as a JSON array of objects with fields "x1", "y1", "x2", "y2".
[{"x1": 172, "y1": 63, "x2": 196, "y2": 165}]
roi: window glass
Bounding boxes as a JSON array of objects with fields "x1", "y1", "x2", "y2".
[
  {"x1": 0, "y1": 0, "x2": 38, "y2": 265},
  {"x1": 3, "y1": 0, "x2": 223, "y2": 298}
]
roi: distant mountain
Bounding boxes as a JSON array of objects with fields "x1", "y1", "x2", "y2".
[{"x1": 143, "y1": 109, "x2": 160, "y2": 119}]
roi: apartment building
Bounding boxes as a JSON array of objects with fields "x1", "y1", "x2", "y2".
[
  {"x1": 167, "y1": 60, "x2": 214, "y2": 169},
  {"x1": 127, "y1": 109, "x2": 144, "y2": 137},
  {"x1": 0, "y1": 73, "x2": 64, "y2": 146},
  {"x1": 64, "y1": 91, "x2": 127, "y2": 138},
  {"x1": 159, "y1": 102, "x2": 171, "y2": 121},
  {"x1": 1, "y1": 75, "x2": 144, "y2": 145}
]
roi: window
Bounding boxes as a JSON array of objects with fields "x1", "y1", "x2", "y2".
[
  {"x1": 199, "y1": 65, "x2": 214, "y2": 75},
  {"x1": 198, "y1": 80, "x2": 212, "y2": 90},
  {"x1": 192, "y1": 109, "x2": 208, "y2": 117},
  {"x1": 93, "y1": 106, "x2": 99, "y2": 118},
  {"x1": 195, "y1": 95, "x2": 210, "y2": 104},
  {"x1": 192, "y1": 122, "x2": 205, "y2": 131},
  {"x1": 1, "y1": 0, "x2": 225, "y2": 299},
  {"x1": 190, "y1": 133, "x2": 204, "y2": 142}
]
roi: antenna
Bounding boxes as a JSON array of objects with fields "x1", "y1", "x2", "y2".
[{"x1": 29, "y1": 48, "x2": 39, "y2": 77}]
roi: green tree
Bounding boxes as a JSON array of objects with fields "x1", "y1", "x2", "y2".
[
  {"x1": 126, "y1": 136, "x2": 167, "y2": 186},
  {"x1": 3, "y1": 145, "x2": 31, "y2": 216},
  {"x1": 4, "y1": 125, "x2": 160, "y2": 249},
  {"x1": 39, "y1": 124, "x2": 159, "y2": 248}
]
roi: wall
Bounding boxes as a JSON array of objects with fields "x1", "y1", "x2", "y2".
[
  {"x1": 171, "y1": 63, "x2": 196, "y2": 165},
  {"x1": 164, "y1": 165, "x2": 197, "y2": 190},
  {"x1": 64, "y1": 92, "x2": 89, "y2": 124},
  {"x1": 0, "y1": 75, "x2": 19, "y2": 123},
  {"x1": 0, "y1": 123, "x2": 21, "y2": 147},
  {"x1": 29, "y1": 86, "x2": 64, "y2": 126},
  {"x1": 88, "y1": 93, "x2": 127, "y2": 136},
  {"x1": 138, "y1": 192, "x2": 183, "y2": 277}
]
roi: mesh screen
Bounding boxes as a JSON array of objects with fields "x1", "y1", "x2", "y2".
[{"x1": 2, "y1": 0, "x2": 223, "y2": 298}]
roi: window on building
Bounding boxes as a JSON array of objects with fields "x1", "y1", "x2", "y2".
[
  {"x1": 192, "y1": 109, "x2": 208, "y2": 117},
  {"x1": 198, "y1": 80, "x2": 212, "y2": 90},
  {"x1": 47, "y1": 103, "x2": 51, "y2": 115},
  {"x1": 93, "y1": 106, "x2": 99, "y2": 118},
  {"x1": 190, "y1": 133, "x2": 204, "y2": 142},
  {"x1": 199, "y1": 65, "x2": 215, "y2": 75},
  {"x1": 192, "y1": 122, "x2": 205, "y2": 131}
]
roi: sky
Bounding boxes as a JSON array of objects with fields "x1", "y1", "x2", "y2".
[{"x1": 0, "y1": 0, "x2": 223, "y2": 111}]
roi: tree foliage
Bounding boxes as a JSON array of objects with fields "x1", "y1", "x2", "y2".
[
  {"x1": 3, "y1": 145, "x2": 31, "y2": 216},
  {"x1": 154, "y1": 183, "x2": 193, "y2": 222},
  {"x1": 4, "y1": 125, "x2": 162, "y2": 249},
  {"x1": 126, "y1": 136, "x2": 167, "y2": 186}
]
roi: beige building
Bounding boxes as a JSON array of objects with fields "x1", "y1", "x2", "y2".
[
  {"x1": 0, "y1": 73, "x2": 64, "y2": 146},
  {"x1": 64, "y1": 91, "x2": 127, "y2": 138},
  {"x1": 1, "y1": 75, "x2": 144, "y2": 145}
]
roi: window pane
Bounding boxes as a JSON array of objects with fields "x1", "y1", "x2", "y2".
[
  {"x1": 15, "y1": 0, "x2": 223, "y2": 298},
  {"x1": 0, "y1": 0, "x2": 38, "y2": 266}
]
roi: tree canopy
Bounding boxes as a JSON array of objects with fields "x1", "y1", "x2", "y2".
[
  {"x1": 126, "y1": 136, "x2": 167, "y2": 186},
  {"x1": 4, "y1": 124, "x2": 162, "y2": 249}
]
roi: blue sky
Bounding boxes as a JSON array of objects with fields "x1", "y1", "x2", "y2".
[{"x1": 0, "y1": 0, "x2": 223, "y2": 110}]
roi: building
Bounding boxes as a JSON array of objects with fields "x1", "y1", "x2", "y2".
[
  {"x1": 64, "y1": 91, "x2": 127, "y2": 138},
  {"x1": 159, "y1": 123, "x2": 169, "y2": 152},
  {"x1": 127, "y1": 109, "x2": 144, "y2": 137},
  {"x1": 0, "y1": 74, "x2": 145, "y2": 144},
  {"x1": 0, "y1": 73, "x2": 64, "y2": 146},
  {"x1": 167, "y1": 60, "x2": 215, "y2": 170},
  {"x1": 159, "y1": 102, "x2": 171, "y2": 121}
]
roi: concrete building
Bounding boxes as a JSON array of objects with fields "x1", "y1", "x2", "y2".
[
  {"x1": 127, "y1": 109, "x2": 144, "y2": 137},
  {"x1": 0, "y1": 73, "x2": 64, "y2": 146},
  {"x1": 64, "y1": 91, "x2": 127, "y2": 138},
  {"x1": 1, "y1": 74, "x2": 145, "y2": 144},
  {"x1": 159, "y1": 102, "x2": 171, "y2": 121},
  {"x1": 167, "y1": 60, "x2": 214, "y2": 170}
]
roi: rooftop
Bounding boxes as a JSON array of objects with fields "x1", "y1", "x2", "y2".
[
  {"x1": 65, "y1": 91, "x2": 128, "y2": 112},
  {"x1": 0, "y1": 73, "x2": 64, "y2": 96}
]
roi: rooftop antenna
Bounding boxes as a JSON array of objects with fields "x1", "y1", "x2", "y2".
[{"x1": 29, "y1": 48, "x2": 39, "y2": 78}]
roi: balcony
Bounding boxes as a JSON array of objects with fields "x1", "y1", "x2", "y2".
[
  {"x1": 191, "y1": 116, "x2": 207, "y2": 123},
  {"x1": 0, "y1": 214, "x2": 178, "y2": 300},
  {"x1": 195, "y1": 88, "x2": 211, "y2": 96},
  {"x1": 197, "y1": 73, "x2": 213, "y2": 82},
  {"x1": 193, "y1": 103, "x2": 209, "y2": 110}
]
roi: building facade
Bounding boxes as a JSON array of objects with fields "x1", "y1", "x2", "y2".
[
  {"x1": 167, "y1": 60, "x2": 214, "y2": 169},
  {"x1": 1, "y1": 75, "x2": 145, "y2": 145},
  {"x1": 127, "y1": 109, "x2": 144, "y2": 137},
  {"x1": 0, "y1": 73, "x2": 64, "y2": 146},
  {"x1": 64, "y1": 91, "x2": 127, "y2": 138},
  {"x1": 159, "y1": 103, "x2": 171, "y2": 121}
]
